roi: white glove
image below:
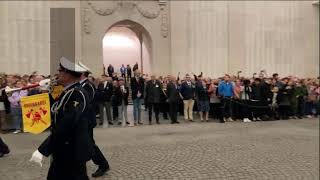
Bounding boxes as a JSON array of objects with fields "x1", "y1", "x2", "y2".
[{"x1": 29, "y1": 150, "x2": 43, "y2": 167}]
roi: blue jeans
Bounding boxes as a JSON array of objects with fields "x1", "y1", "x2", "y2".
[
  {"x1": 11, "y1": 107, "x2": 22, "y2": 130},
  {"x1": 133, "y1": 98, "x2": 141, "y2": 122}
]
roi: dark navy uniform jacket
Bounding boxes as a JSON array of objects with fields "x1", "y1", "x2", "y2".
[
  {"x1": 38, "y1": 82, "x2": 93, "y2": 162},
  {"x1": 80, "y1": 79, "x2": 97, "y2": 128}
]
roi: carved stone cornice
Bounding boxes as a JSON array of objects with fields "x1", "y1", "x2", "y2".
[
  {"x1": 136, "y1": 2, "x2": 160, "y2": 19},
  {"x1": 83, "y1": 8, "x2": 91, "y2": 34},
  {"x1": 87, "y1": 1, "x2": 118, "y2": 16},
  {"x1": 84, "y1": 0, "x2": 169, "y2": 38},
  {"x1": 161, "y1": 13, "x2": 168, "y2": 38},
  {"x1": 87, "y1": 0, "x2": 162, "y2": 19}
]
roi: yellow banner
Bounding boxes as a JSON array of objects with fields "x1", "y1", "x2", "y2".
[
  {"x1": 51, "y1": 85, "x2": 64, "y2": 100},
  {"x1": 21, "y1": 93, "x2": 51, "y2": 134}
]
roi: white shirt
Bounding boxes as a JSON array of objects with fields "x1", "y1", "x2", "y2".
[{"x1": 103, "y1": 81, "x2": 108, "y2": 89}]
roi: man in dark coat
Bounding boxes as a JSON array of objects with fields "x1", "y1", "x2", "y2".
[
  {"x1": 78, "y1": 62, "x2": 110, "y2": 178},
  {"x1": 145, "y1": 75, "x2": 162, "y2": 124},
  {"x1": 30, "y1": 57, "x2": 93, "y2": 180},
  {"x1": 166, "y1": 76, "x2": 180, "y2": 124},
  {"x1": 251, "y1": 78, "x2": 270, "y2": 120},
  {"x1": 180, "y1": 74, "x2": 195, "y2": 121},
  {"x1": 126, "y1": 65, "x2": 132, "y2": 81},
  {"x1": 97, "y1": 76, "x2": 114, "y2": 125},
  {"x1": 107, "y1": 64, "x2": 114, "y2": 77}
]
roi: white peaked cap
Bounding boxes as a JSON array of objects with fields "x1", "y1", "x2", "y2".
[
  {"x1": 59, "y1": 57, "x2": 87, "y2": 73},
  {"x1": 78, "y1": 61, "x2": 91, "y2": 73}
]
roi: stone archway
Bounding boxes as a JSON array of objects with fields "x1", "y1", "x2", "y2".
[
  {"x1": 102, "y1": 20, "x2": 153, "y2": 75},
  {"x1": 81, "y1": 1, "x2": 171, "y2": 76}
]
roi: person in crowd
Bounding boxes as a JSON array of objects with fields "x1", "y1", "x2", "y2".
[
  {"x1": 120, "y1": 64, "x2": 126, "y2": 79},
  {"x1": 167, "y1": 76, "x2": 180, "y2": 124},
  {"x1": 250, "y1": 78, "x2": 270, "y2": 121},
  {"x1": 28, "y1": 75, "x2": 46, "y2": 95},
  {"x1": 107, "y1": 64, "x2": 114, "y2": 77},
  {"x1": 269, "y1": 86, "x2": 280, "y2": 120},
  {"x1": 232, "y1": 79, "x2": 242, "y2": 120},
  {"x1": 126, "y1": 64, "x2": 132, "y2": 81},
  {"x1": 272, "y1": 73, "x2": 284, "y2": 89},
  {"x1": 180, "y1": 74, "x2": 195, "y2": 122},
  {"x1": 131, "y1": 70, "x2": 144, "y2": 125},
  {"x1": 0, "y1": 77, "x2": 10, "y2": 131},
  {"x1": 277, "y1": 78, "x2": 292, "y2": 120},
  {"x1": 29, "y1": 57, "x2": 93, "y2": 180},
  {"x1": 8, "y1": 80, "x2": 28, "y2": 133},
  {"x1": 160, "y1": 78, "x2": 169, "y2": 120},
  {"x1": 293, "y1": 80, "x2": 308, "y2": 119},
  {"x1": 143, "y1": 74, "x2": 149, "y2": 112},
  {"x1": 218, "y1": 74, "x2": 234, "y2": 122},
  {"x1": 240, "y1": 79, "x2": 252, "y2": 122},
  {"x1": 305, "y1": 81, "x2": 318, "y2": 118},
  {"x1": 209, "y1": 79, "x2": 222, "y2": 122},
  {"x1": 97, "y1": 76, "x2": 114, "y2": 126},
  {"x1": 78, "y1": 63, "x2": 110, "y2": 178},
  {"x1": 133, "y1": 62, "x2": 139, "y2": 72},
  {"x1": 196, "y1": 78, "x2": 211, "y2": 122},
  {"x1": 145, "y1": 75, "x2": 162, "y2": 125},
  {"x1": 111, "y1": 80, "x2": 121, "y2": 124},
  {"x1": 111, "y1": 72, "x2": 119, "y2": 81},
  {"x1": 118, "y1": 78, "x2": 131, "y2": 126}
]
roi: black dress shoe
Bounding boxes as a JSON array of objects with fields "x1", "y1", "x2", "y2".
[
  {"x1": 92, "y1": 168, "x2": 107, "y2": 178},
  {"x1": 175, "y1": 121, "x2": 180, "y2": 124},
  {"x1": 0, "y1": 152, "x2": 3, "y2": 158},
  {"x1": 108, "y1": 122, "x2": 113, "y2": 125},
  {"x1": 126, "y1": 121, "x2": 130, "y2": 124}
]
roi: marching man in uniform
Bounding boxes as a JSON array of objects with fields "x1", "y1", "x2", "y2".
[
  {"x1": 29, "y1": 57, "x2": 93, "y2": 180},
  {"x1": 78, "y1": 62, "x2": 110, "y2": 178}
]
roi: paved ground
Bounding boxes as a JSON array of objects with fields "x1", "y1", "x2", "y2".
[{"x1": 0, "y1": 115, "x2": 319, "y2": 180}]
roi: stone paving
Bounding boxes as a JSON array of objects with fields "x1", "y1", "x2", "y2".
[{"x1": 0, "y1": 115, "x2": 319, "y2": 180}]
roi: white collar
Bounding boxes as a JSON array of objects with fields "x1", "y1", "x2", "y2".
[{"x1": 80, "y1": 78, "x2": 87, "y2": 84}]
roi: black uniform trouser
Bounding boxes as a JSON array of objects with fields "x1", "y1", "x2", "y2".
[
  {"x1": 89, "y1": 128, "x2": 109, "y2": 169},
  {"x1": 148, "y1": 103, "x2": 160, "y2": 122},
  {"x1": 0, "y1": 137, "x2": 9, "y2": 154},
  {"x1": 47, "y1": 158, "x2": 88, "y2": 180},
  {"x1": 169, "y1": 102, "x2": 178, "y2": 123}
]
